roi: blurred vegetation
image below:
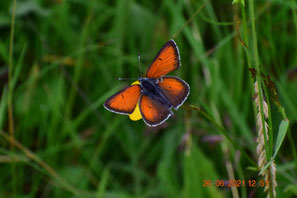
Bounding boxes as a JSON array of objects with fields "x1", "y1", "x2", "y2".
[{"x1": 1, "y1": 0, "x2": 297, "y2": 197}]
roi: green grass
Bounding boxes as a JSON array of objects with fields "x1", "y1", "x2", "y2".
[{"x1": 1, "y1": 0, "x2": 297, "y2": 197}]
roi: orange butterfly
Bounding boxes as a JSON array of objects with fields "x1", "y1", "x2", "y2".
[{"x1": 104, "y1": 40, "x2": 190, "y2": 127}]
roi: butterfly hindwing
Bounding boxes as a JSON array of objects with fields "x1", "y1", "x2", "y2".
[
  {"x1": 104, "y1": 84, "x2": 141, "y2": 115},
  {"x1": 158, "y1": 76, "x2": 190, "y2": 109},
  {"x1": 139, "y1": 94, "x2": 172, "y2": 127},
  {"x1": 146, "y1": 40, "x2": 180, "y2": 79}
]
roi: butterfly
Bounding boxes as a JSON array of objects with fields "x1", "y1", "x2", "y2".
[{"x1": 104, "y1": 40, "x2": 190, "y2": 127}]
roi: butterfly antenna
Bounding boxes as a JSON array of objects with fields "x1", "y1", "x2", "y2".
[
  {"x1": 138, "y1": 52, "x2": 142, "y2": 78},
  {"x1": 115, "y1": 77, "x2": 138, "y2": 81},
  {"x1": 115, "y1": 52, "x2": 142, "y2": 81}
]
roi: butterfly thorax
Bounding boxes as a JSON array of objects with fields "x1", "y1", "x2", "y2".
[{"x1": 139, "y1": 78, "x2": 172, "y2": 108}]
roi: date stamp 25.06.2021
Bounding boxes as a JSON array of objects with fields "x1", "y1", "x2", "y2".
[{"x1": 203, "y1": 179, "x2": 270, "y2": 188}]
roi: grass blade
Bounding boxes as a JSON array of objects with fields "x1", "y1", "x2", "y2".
[
  {"x1": 258, "y1": 119, "x2": 289, "y2": 175},
  {"x1": 273, "y1": 119, "x2": 289, "y2": 158}
]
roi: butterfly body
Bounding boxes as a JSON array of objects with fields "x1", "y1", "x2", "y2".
[
  {"x1": 104, "y1": 40, "x2": 190, "y2": 127},
  {"x1": 139, "y1": 77, "x2": 173, "y2": 109}
]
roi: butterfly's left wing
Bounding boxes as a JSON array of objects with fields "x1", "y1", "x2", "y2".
[
  {"x1": 158, "y1": 76, "x2": 190, "y2": 109},
  {"x1": 104, "y1": 84, "x2": 141, "y2": 115},
  {"x1": 146, "y1": 40, "x2": 180, "y2": 79}
]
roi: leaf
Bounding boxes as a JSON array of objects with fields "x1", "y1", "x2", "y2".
[
  {"x1": 96, "y1": 168, "x2": 109, "y2": 198},
  {"x1": 273, "y1": 119, "x2": 289, "y2": 158},
  {"x1": 258, "y1": 119, "x2": 289, "y2": 175},
  {"x1": 11, "y1": 43, "x2": 27, "y2": 90}
]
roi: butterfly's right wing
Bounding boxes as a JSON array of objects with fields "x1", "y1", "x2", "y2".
[
  {"x1": 104, "y1": 84, "x2": 141, "y2": 115},
  {"x1": 157, "y1": 76, "x2": 190, "y2": 109},
  {"x1": 139, "y1": 95, "x2": 172, "y2": 127}
]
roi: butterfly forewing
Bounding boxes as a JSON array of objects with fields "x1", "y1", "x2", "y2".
[
  {"x1": 139, "y1": 95, "x2": 172, "y2": 127},
  {"x1": 158, "y1": 76, "x2": 190, "y2": 109},
  {"x1": 104, "y1": 85, "x2": 141, "y2": 114},
  {"x1": 146, "y1": 40, "x2": 180, "y2": 79}
]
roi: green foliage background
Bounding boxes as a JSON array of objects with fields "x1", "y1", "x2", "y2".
[{"x1": 0, "y1": 0, "x2": 297, "y2": 197}]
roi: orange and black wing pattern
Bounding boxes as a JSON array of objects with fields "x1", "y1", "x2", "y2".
[
  {"x1": 139, "y1": 95, "x2": 172, "y2": 127},
  {"x1": 158, "y1": 76, "x2": 190, "y2": 109},
  {"x1": 104, "y1": 84, "x2": 141, "y2": 115},
  {"x1": 146, "y1": 40, "x2": 180, "y2": 79}
]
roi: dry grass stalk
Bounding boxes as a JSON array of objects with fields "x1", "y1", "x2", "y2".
[{"x1": 254, "y1": 81, "x2": 277, "y2": 198}]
